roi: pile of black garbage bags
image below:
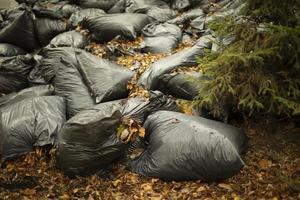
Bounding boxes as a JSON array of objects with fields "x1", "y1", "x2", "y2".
[{"x1": 0, "y1": 0, "x2": 248, "y2": 181}]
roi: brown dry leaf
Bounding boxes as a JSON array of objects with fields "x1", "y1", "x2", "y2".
[
  {"x1": 59, "y1": 193, "x2": 70, "y2": 200},
  {"x1": 22, "y1": 189, "x2": 36, "y2": 196},
  {"x1": 139, "y1": 127, "x2": 146, "y2": 138},
  {"x1": 112, "y1": 179, "x2": 122, "y2": 187},
  {"x1": 196, "y1": 186, "x2": 206, "y2": 192},
  {"x1": 259, "y1": 159, "x2": 272, "y2": 170},
  {"x1": 218, "y1": 183, "x2": 233, "y2": 191}
]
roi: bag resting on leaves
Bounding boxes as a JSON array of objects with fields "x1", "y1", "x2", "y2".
[
  {"x1": 130, "y1": 111, "x2": 248, "y2": 181},
  {"x1": 0, "y1": 96, "x2": 66, "y2": 161}
]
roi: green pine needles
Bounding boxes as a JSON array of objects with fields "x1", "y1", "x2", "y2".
[{"x1": 195, "y1": 0, "x2": 300, "y2": 118}]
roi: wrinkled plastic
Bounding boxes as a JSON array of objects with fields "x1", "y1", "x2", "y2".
[
  {"x1": 56, "y1": 91, "x2": 177, "y2": 176},
  {"x1": 0, "y1": 96, "x2": 66, "y2": 161},
  {"x1": 139, "y1": 35, "x2": 214, "y2": 90},
  {"x1": 34, "y1": 18, "x2": 68, "y2": 46},
  {"x1": 0, "y1": 54, "x2": 34, "y2": 94},
  {"x1": 69, "y1": 8, "x2": 106, "y2": 27},
  {"x1": 39, "y1": 47, "x2": 95, "y2": 118},
  {"x1": 0, "y1": 43, "x2": 27, "y2": 57},
  {"x1": 69, "y1": 0, "x2": 125, "y2": 12},
  {"x1": 50, "y1": 31, "x2": 89, "y2": 49},
  {"x1": 157, "y1": 72, "x2": 207, "y2": 100},
  {"x1": 168, "y1": 8, "x2": 204, "y2": 24},
  {"x1": 171, "y1": 0, "x2": 202, "y2": 11},
  {"x1": 0, "y1": 10, "x2": 40, "y2": 51},
  {"x1": 74, "y1": 50, "x2": 134, "y2": 103},
  {"x1": 141, "y1": 23, "x2": 182, "y2": 53},
  {"x1": 0, "y1": 85, "x2": 54, "y2": 107},
  {"x1": 130, "y1": 111, "x2": 248, "y2": 181},
  {"x1": 81, "y1": 13, "x2": 150, "y2": 42},
  {"x1": 56, "y1": 102, "x2": 126, "y2": 176}
]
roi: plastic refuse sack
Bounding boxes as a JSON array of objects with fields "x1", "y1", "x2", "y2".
[
  {"x1": 0, "y1": 43, "x2": 27, "y2": 57},
  {"x1": 74, "y1": 50, "x2": 134, "y2": 103},
  {"x1": 56, "y1": 91, "x2": 177, "y2": 176},
  {"x1": 130, "y1": 110, "x2": 248, "y2": 181},
  {"x1": 33, "y1": 2, "x2": 81, "y2": 18},
  {"x1": 0, "y1": 54, "x2": 34, "y2": 94},
  {"x1": 139, "y1": 34, "x2": 214, "y2": 90},
  {"x1": 156, "y1": 72, "x2": 208, "y2": 100},
  {"x1": 34, "y1": 18, "x2": 68, "y2": 46},
  {"x1": 0, "y1": 96, "x2": 66, "y2": 161},
  {"x1": 49, "y1": 31, "x2": 89, "y2": 49},
  {"x1": 56, "y1": 101, "x2": 126, "y2": 176},
  {"x1": 171, "y1": 0, "x2": 202, "y2": 11},
  {"x1": 168, "y1": 8, "x2": 205, "y2": 25},
  {"x1": 0, "y1": 85, "x2": 54, "y2": 107},
  {"x1": 69, "y1": 0, "x2": 125, "y2": 13},
  {"x1": 69, "y1": 8, "x2": 106, "y2": 27},
  {"x1": 125, "y1": 0, "x2": 175, "y2": 22},
  {"x1": 39, "y1": 47, "x2": 95, "y2": 118},
  {"x1": 80, "y1": 13, "x2": 150, "y2": 42},
  {"x1": 141, "y1": 23, "x2": 182, "y2": 53},
  {"x1": 0, "y1": 10, "x2": 40, "y2": 51}
]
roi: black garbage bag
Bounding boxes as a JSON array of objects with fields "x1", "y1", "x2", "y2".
[
  {"x1": 130, "y1": 111, "x2": 248, "y2": 181},
  {"x1": 0, "y1": 10, "x2": 40, "y2": 51},
  {"x1": 69, "y1": 0, "x2": 125, "y2": 12},
  {"x1": 0, "y1": 54, "x2": 34, "y2": 94},
  {"x1": 156, "y1": 72, "x2": 208, "y2": 100},
  {"x1": 141, "y1": 23, "x2": 182, "y2": 53},
  {"x1": 49, "y1": 31, "x2": 89, "y2": 49},
  {"x1": 74, "y1": 50, "x2": 134, "y2": 103},
  {"x1": 33, "y1": 2, "x2": 81, "y2": 18},
  {"x1": 168, "y1": 8, "x2": 205, "y2": 25},
  {"x1": 0, "y1": 85, "x2": 54, "y2": 107},
  {"x1": 56, "y1": 102, "x2": 125, "y2": 176},
  {"x1": 125, "y1": 0, "x2": 175, "y2": 22},
  {"x1": 81, "y1": 13, "x2": 150, "y2": 42},
  {"x1": 34, "y1": 18, "x2": 68, "y2": 46},
  {"x1": 0, "y1": 96, "x2": 66, "y2": 161},
  {"x1": 0, "y1": 8, "x2": 24, "y2": 28},
  {"x1": 38, "y1": 47, "x2": 95, "y2": 118},
  {"x1": 139, "y1": 34, "x2": 214, "y2": 90},
  {"x1": 171, "y1": 0, "x2": 202, "y2": 11},
  {"x1": 56, "y1": 91, "x2": 177, "y2": 176},
  {"x1": 69, "y1": 8, "x2": 105, "y2": 27},
  {"x1": 0, "y1": 43, "x2": 27, "y2": 57}
]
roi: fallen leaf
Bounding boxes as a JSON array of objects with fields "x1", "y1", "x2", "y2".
[
  {"x1": 112, "y1": 179, "x2": 122, "y2": 187},
  {"x1": 22, "y1": 189, "x2": 36, "y2": 196},
  {"x1": 218, "y1": 183, "x2": 233, "y2": 191},
  {"x1": 259, "y1": 159, "x2": 272, "y2": 170}
]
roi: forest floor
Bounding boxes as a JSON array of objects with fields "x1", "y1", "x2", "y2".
[{"x1": 0, "y1": 118, "x2": 299, "y2": 200}]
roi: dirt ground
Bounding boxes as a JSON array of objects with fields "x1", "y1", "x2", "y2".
[{"x1": 0, "y1": 119, "x2": 299, "y2": 200}]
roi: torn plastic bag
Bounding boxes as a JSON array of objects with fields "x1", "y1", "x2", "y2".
[
  {"x1": 80, "y1": 13, "x2": 150, "y2": 42},
  {"x1": 49, "y1": 31, "x2": 89, "y2": 49},
  {"x1": 130, "y1": 111, "x2": 248, "y2": 181},
  {"x1": 0, "y1": 96, "x2": 66, "y2": 161},
  {"x1": 34, "y1": 18, "x2": 68, "y2": 46},
  {"x1": 0, "y1": 43, "x2": 27, "y2": 57},
  {"x1": 69, "y1": 0, "x2": 125, "y2": 12},
  {"x1": 141, "y1": 23, "x2": 182, "y2": 53},
  {"x1": 74, "y1": 50, "x2": 134, "y2": 103},
  {"x1": 0, "y1": 85, "x2": 54, "y2": 107},
  {"x1": 156, "y1": 72, "x2": 208, "y2": 100},
  {"x1": 139, "y1": 35, "x2": 214, "y2": 90},
  {"x1": 0, "y1": 10, "x2": 40, "y2": 51},
  {"x1": 168, "y1": 8, "x2": 205, "y2": 24},
  {"x1": 56, "y1": 92, "x2": 177, "y2": 176},
  {"x1": 69, "y1": 8, "x2": 106, "y2": 27},
  {"x1": 0, "y1": 54, "x2": 34, "y2": 94},
  {"x1": 125, "y1": 0, "x2": 170, "y2": 12}
]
